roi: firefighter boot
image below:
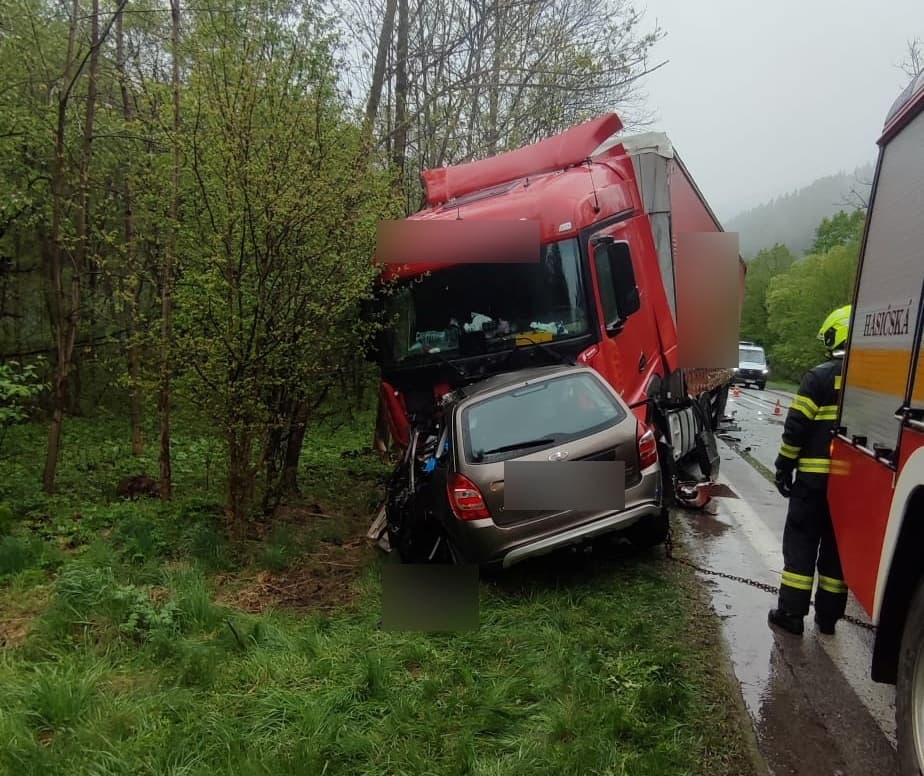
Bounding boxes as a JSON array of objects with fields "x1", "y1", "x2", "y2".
[
  {"x1": 768, "y1": 608, "x2": 804, "y2": 636},
  {"x1": 814, "y1": 615, "x2": 836, "y2": 635}
]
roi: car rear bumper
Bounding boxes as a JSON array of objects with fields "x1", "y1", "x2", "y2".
[
  {"x1": 444, "y1": 464, "x2": 662, "y2": 569},
  {"x1": 499, "y1": 500, "x2": 662, "y2": 568}
]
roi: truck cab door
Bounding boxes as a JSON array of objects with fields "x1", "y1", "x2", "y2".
[{"x1": 585, "y1": 229, "x2": 658, "y2": 412}]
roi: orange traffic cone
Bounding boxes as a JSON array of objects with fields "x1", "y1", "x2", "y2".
[{"x1": 773, "y1": 399, "x2": 782, "y2": 416}]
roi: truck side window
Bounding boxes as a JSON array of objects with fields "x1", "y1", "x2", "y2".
[{"x1": 594, "y1": 244, "x2": 620, "y2": 327}]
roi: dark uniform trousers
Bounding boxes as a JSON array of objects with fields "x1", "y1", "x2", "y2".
[{"x1": 775, "y1": 357, "x2": 849, "y2": 623}]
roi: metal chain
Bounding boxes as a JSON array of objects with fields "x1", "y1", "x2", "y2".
[{"x1": 664, "y1": 525, "x2": 876, "y2": 632}]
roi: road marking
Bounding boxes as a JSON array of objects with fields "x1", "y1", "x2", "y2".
[{"x1": 716, "y1": 441, "x2": 898, "y2": 746}]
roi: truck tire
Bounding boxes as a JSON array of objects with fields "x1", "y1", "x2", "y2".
[
  {"x1": 624, "y1": 508, "x2": 670, "y2": 549},
  {"x1": 897, "y1": 577, "x2": 924, "y2": 775},
  {"x1": 757, "y1": 381, "x2": 766, "y2": 391}
]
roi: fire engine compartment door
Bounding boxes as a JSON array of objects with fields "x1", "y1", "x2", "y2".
[{"x1": 840, "y1": 106, "x2": 924, "y2": 451}]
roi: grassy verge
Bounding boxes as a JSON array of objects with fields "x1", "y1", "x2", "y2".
[{"x1": 0, "y1": 413, "x2": 758, "y2": 776}]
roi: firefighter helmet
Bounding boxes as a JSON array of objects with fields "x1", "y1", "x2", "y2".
[{"x1": 818, "y1": 305, "x2": 851, "y2": 352}]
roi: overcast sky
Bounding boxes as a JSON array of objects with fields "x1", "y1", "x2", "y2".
[{"x1": 639, "y1": 0, "x2": 924, "y2": 222}]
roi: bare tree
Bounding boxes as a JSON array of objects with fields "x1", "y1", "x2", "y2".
[
  {"x1": 365, "y1": 0, "x2": 397, "y2": 126},
  {"x1": 899, "y1": 37, "x2": 923, "y2": 81},
  {"x1": 343, "y1": 0, "x2": 665, "y2": 212}
]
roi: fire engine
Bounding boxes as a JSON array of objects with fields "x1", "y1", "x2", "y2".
[{"x1": 828, "y1": 70, "x2": 924, "y2": 774}]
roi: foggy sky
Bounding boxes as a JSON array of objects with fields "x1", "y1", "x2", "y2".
[{"x1": 640, "y1": 0, "x2": 924, "y2": 222}]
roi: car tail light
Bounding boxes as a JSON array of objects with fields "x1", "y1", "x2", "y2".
[
  {"x1": 637, "y1": 423, "x2": 658, "y2": 469},
  {"x1": 577, "y1": 345, "x2": 599, "y2": 365},
  {"x1": 447, "y1": 473, "x2": 491, "y2": 521}
]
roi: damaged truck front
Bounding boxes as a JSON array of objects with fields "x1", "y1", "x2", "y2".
[{"x1": 367, "y1": 113, "x2": 745, "y2": 565}]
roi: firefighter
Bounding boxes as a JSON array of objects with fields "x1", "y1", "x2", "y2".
[{"x1": 768, "y1": 305, "x2": 851, "y2": 637}]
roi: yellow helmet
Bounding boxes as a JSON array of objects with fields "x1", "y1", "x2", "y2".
[{"x1": 818, "y1": 305, "x2": 851, "y2": 352}]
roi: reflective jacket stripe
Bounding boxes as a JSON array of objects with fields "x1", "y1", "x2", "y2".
[
  {"x1": 791, "y1": 395, "x2": 819, "y2": 419},
  {"x1": 798, "y1": 458, "x2": 831, "y2": 473},
  {"x1": 834, "y1": 375, "x2": 842, "y2": 390},
  {"x1": 815, "y1": 405, "x2": 838, "y2": 421},
  {"x1": 779, "y1": 442, "x2": 801, "y2": 460}
]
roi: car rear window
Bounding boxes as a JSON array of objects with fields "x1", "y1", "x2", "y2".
[{"x1": 460, "y1": 373, "x2": 628, "y2": 463}]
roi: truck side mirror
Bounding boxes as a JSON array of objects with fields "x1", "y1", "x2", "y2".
[
  {"x1": 594, "y1": 238, "x2": 641, "y2": 335},
  {"x1": 607, "y1": 243, "x2": 641, "y2": 319}
]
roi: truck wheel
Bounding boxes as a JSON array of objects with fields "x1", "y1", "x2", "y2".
[
  {"x1": 897, "y1": 577, "x2": 924, "y2": 775},
  {"x1": 624, "y1": 508, "x2": 670, "y2": 549},
  {"x1": 757, "y1": 381, "x2": 766, "y2": 391}
]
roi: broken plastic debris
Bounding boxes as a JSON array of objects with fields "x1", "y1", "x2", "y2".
[{"x1": 464, "y1": 312, "x2": 493, "y2": 332}]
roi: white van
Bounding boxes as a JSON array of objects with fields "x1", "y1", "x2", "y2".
[{"x1": 734, "y1": 341, "x2": 769, "y2": 390}]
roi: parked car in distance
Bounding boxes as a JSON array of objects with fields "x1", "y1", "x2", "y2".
[
  {"x1": 734, "y1": 341, "x2": 770, "y2": 390},
  {"x1": 386, "y1": 365, "x2": 667, "y2": 571}
]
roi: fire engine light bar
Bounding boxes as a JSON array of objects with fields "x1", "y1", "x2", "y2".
[
  {"x1": 375, "y1": 219, "x2": 540, "y2": 266},
  {"x1": 503, "y1": 461, "x2": 626, "y2": 511}
]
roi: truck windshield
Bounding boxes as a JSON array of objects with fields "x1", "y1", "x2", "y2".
[
  {"x1": 379, "y1": 237, "x2": 589, "y2": 365},
  {"x1": 739, "y1": 347, "x2": 765, "y2": 366}
]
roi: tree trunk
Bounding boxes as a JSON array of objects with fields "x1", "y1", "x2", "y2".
[
  {"x1": 487, "y1": 0, "x2": 504, "y2": 155},
  {"x1": 117, "y1": 5, "x2": 144, "y2": 456},
  {"x1": 393, "y1": 0, "x2": 409, "y2": 181},
  {"x1": 281, "y1": 400, "x2": 310, "y2": 496},
  {"x1": 260, "y1": 390, "x2": 288, "y2": 516},
  {"x1": 160, "y1": 0, "x2": 181, "y2": 499},
  {"x1": 42, "y1": 0, "x2": 89, "y2": 493},
  {"x1": 228, "y1": 425, "x2": 254, "y2": 532},
  {"x1": 365, "y1": 0, "x2": 397, "y2": 127}
]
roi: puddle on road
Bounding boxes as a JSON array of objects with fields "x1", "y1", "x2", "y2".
[
  {"x1": 680, "y1": 508, "x2": 731, "y2": 539},
  {"x1": 676, "y1": 496, "x2": 899, "y2": 776}
]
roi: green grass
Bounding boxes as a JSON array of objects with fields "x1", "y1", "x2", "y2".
[{"x1": 0, "y1": 409, "x2": 759, "y2": 776}]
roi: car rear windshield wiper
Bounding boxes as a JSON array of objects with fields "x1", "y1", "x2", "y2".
[{"x1": 474, "y1": 438, "x2": 556, "y2": 459}]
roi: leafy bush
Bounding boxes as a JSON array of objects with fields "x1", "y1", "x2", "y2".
[{"x1": 0, "y1": 361, "x2": 45, "y2": 454}]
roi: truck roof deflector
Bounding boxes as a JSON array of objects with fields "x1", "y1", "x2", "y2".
[{"x1": 420, "y1": 113, "x2": 624, "y2": 207}]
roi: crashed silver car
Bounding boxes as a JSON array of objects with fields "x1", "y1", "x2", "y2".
[{"x1": 384, "y1": 364, "x2": 667, "y2": 570}]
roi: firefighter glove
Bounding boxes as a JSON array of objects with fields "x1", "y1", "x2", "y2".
[{"x1": 775, "y1": 467, "x2": 793, "y2": 498}]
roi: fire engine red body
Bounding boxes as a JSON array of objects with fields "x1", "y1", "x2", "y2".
[
  {"x1": 828, "y1": 71, "x2": 924, "y2": 773},
  {"x1": 372, "y1": 113, "x2": 745, "y2": 489}
]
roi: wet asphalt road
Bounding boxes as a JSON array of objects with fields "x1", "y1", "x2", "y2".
[{"x1": 676, "y1": 386, "x2": 899, "y2": 775}]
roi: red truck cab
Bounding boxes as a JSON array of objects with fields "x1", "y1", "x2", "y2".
[{"x1": 371, "y1": 113, "x2": 745, "y2": 503}]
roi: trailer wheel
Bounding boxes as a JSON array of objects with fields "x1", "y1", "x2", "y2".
[{"x1": 897, "y1": 577, "x2": 924, "y2": 775}]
